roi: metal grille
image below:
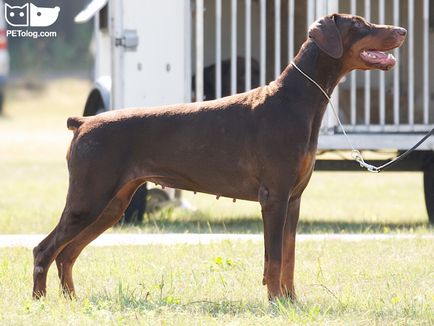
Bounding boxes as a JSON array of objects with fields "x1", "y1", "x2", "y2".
[{"x1": 192, "y1": 0, "x2": 433, "y2": 143}]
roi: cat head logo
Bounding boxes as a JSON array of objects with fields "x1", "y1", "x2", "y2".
[{"x1": 5, "y1": 3, "x2": 60, "y2": 27}]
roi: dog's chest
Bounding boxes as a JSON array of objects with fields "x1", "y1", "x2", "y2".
[{"x1": 292, "y1": 151, "x2": 316, "y2": 196}]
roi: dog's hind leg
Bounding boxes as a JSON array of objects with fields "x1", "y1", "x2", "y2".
[
  {"x1": 280, "y1": 197, "x2": 300, "y2": 300},
  {"x1": 32, "y1": 207, "x2": 101, "y2": 298},
  {"x1": 32, "y1": 170, "x2": 128, "y2": 299},
  {"x1": 31, "y1": 226, "x2": 62, "y2": 298},
  {"x1": 55, "y1": 179, "x2": 144, "y2": 298}
]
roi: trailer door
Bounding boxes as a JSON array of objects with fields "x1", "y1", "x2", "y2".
[{"x1": 110, "y1": 0, "x2": 191, "y2": 109}]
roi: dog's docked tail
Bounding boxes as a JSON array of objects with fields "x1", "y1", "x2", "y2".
[{"x1": 67, "y1": 117, "x2": 85, "y2": 132}]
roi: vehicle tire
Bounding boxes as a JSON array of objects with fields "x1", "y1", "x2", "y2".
[
  {"x1": 146, "y1": 188, "x2": 171, "y2": 213},
  {"x1": 121, "y1": 184, "x2": 148, "y2": 224},
  {"x1": 83, "y1": 89, "x2": 106, "y2": 116},
  {"x1": 423, "y1": 163, "x2": 434, "y2": 225}
]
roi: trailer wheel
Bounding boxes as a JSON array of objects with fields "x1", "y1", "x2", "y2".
[
  {"x1": 146, "y1": 188, "x2": 171, "y2": 213},
  {"x1": 83, "y1": 89, "x2": 106, "y2": 116},
  {"x1": 120, "y1": 184, "x2": 147, "y2": 224},
  {"x1": 423, "y1": 165, "x2": 434, "y2": 224}
]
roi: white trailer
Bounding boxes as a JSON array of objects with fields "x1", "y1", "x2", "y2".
[{"x1": 76, "y1": 0, "x2": 434, "y2": 223}]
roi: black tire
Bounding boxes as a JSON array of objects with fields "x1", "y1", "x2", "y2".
[
  {"x1": 146, "y1": 188, "x2": 171, "y2": 213},
  {"x1": 83, "y1": 89, "x2": 106, "y2": 116},
  {"x1": 119, "y1": 186, "x2": 172, "y2": 225},
  {"x1": 121, "y1": 184, "x2": 148, "y2": 224},
  {"x1": 423, "y1": 165, "x2": 434, "y2": 225}
]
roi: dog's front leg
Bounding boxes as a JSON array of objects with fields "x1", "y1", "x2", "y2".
[
  {"x1": 280, "y1": 197, "x2": 301, "y2": 300},
  {"x1": 259, "y1": 185, "x2": 289, "y2": 300}
]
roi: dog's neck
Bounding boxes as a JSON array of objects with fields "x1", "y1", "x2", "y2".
[
  {"x1": 278, "y1": 40, "x2": 345, "y2": 95},
  {"x1": 273, "y1": 40, "x2": 346, "y2": 149}
]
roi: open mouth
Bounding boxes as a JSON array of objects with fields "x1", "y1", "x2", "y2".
[{"x1": 360, "y1": 49, "x2": 396, "y2": 69}]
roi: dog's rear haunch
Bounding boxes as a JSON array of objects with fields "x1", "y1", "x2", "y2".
[{"x1": 33, "y1": 14, "x2": 406, "y2": 300}]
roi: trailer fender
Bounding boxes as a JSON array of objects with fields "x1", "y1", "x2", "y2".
[{"x1": 83, "y1": 76, "x2": 111, "y2": 116}]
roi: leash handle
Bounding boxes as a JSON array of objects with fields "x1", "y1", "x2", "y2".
[{"x1": 291, "y1": 60, "x2": 434, "y2": 173}]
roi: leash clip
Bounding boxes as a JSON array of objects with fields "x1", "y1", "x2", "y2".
[
  {"x1": 351, "y1": 150, "x2": 380, "y2": 173},
  {"x1": 366, "y1": 165, "x2": 380, "y2": 173}
]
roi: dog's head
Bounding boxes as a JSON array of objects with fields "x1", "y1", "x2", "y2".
[{"x1": 308, "y1": 13, "x2": 406, "y2": 71}]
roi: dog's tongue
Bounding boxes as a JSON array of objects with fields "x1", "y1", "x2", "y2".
[{"x1": 361, "y1": 50, "x2": 396, "y2": 66}]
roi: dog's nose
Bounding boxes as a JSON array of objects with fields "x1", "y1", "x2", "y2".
[{"x1": 395, "y1": 27, "x2": 407, "y2": 36}]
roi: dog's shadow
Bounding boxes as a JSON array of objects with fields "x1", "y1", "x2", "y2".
[
  {"x1": 87, "y1": 288, "x2": 268, "y2": 315},
  {"x1": 117, "y1": 212, "x2": 430, "y2": 234},
  {"x1": 87, "y1": 289, "x2": 305, "y2": 317}
]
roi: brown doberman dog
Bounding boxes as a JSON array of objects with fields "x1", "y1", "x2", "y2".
[{"x1": 32, "y1": 14, "x2": 406, "y2": 300}]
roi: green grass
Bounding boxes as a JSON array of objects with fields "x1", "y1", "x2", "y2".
[
  {"x1": 0, "y1": 78, "x2": 432, "y2": 234},
  {"x1": 1, "y1": 79, "x2": 433, "y2": 324},
  {"x1": 1, "y1": 239, "x2": 433, "y2": 325}
]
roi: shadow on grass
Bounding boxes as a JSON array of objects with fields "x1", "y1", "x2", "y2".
[
  {"x1": 116, "y1": 212, "x2": 431, "y2": 234},
  {"x1": 88, "y1": 284, "x2": 267, "y2": 316},
  {"x1": 86, "y1": 286, "x2": 366, "y2": 321}
]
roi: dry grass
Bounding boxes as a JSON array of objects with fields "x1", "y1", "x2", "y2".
[{"x1": 1, "y1": 239, "x2": 433, "y2": 325}]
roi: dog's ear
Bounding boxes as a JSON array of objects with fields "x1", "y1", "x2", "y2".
[{"x1": 308, "y1": 14, "x2": 343, "y2": 59}]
